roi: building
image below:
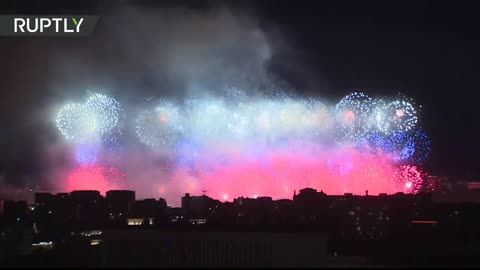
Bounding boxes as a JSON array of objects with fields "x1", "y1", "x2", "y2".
[
  {"x1": 169, "y1": 207, "x2": 186, "y2": 223},
  {"x1": 293, "y1": 188, "x2": 331, "y2": 229},
  {"x1": 100, "y1": 230, "x2": 328, "y2": 267},
  {"x1": 105, "y1": 190, "x2": 135, "y2": 225},
  {"x1": 181, "y1": 193, "x2": 221, "y2": 221},
  {"x1": 131, "y1": 198, "x2": 169, "y2": 226},
  {"x1": 1, "y1": 200, "x2": 28, "y2": 224},
  {"x1": 33, "y1": 192, "x2": 72, "y2": 241},
  {"x1": 432, "y1": 188, "x2": 480, "y2": 204},
  {"x1": 0, "y1": 200, "x2": 32, "y2": 259},
  {"x1": 34, "y1": 193, "x2": 55, "y2": 206},
  {"x1": 233, "y1": 196, "x2": 274, "y2": 226},
  {"x1": 70, "y1": 190, "x2": 105, "y2": 229}
]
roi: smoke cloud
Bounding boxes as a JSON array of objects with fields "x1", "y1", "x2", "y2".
[{"x1": 41, "y1": 3, "x2": 298, "y2": 205}]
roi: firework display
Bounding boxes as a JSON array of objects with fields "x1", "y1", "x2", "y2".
[
  {"x1": 135, "y1": 99, "x2": 184, "y2": 147},
  {"x1": 56, "y1": 92, "x2": 123, "y2": 144},
  {"x1": 392, "y1": 165, "x2": 425, "y2": 194},
  {"x1": 184, "y1": 98, "x2": 232, "y2": 142},
  {"x1": 55, "y1": 92, "x2": 126, "y2": 193},
  {"x1": 333, "y1": 92, "x2": 376, "y2": 142},
  {"x1": 56, "y1": 103, "x2": 98, "y2": 143},
  {"x1": 374, "y1": 95, "x2": 418, "y2": 135},
  {"x1": 54, "y1": 89, "x2": 434, "y2": 203},
  {"x1": 84, "y1": 92, "x2": 123, "y2": 135}
]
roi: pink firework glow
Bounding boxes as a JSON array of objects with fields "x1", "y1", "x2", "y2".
[
  {"x1": 65, "y1": 165, "x2": 126, "y2": 195},
  {"x1": 392, "y1": 165, "x2": 426, "y2": 194},
  {"x1": 159, "y1": 142, "x2": 409, "y2": 204},
  {"x1": 58, "y1": 141, "x2": 432, "y2": 206}
]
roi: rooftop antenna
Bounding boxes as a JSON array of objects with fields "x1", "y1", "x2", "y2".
[{"x1": 202, "y1": 190, "x2": 207, "y2": 196}]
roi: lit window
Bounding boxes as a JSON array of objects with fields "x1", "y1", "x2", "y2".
[
  {"x1": 127, "y1": 218, "x2": 144, "y2": 226},
  {"x1": 90, "y1": 239, "x2": 101, "y2": 246},
  {"x1": 32, "y1": 241, "x2": 53, "y2": 248}
]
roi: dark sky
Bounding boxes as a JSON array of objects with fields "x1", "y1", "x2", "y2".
[{"x1": 1, "y1": 0, "x2": 479, "y2": 188}]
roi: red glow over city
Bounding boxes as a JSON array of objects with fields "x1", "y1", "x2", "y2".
[
  {"x1": 153, "y1": 144, "x2": 429, "y2": 205},
  {"x1": 58, "y1": 143, "x2": 431, "y2": 206},
  {"x1": 65, "y1": 165, "x2": 126, "y2": 195}
]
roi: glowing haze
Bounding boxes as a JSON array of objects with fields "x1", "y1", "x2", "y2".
[
  {"x1": 38, "y1": 5, "x2": 435, "y2": 206},
  {"x1": 54, "y1": 89, "x2": 433, "y2": 205}
]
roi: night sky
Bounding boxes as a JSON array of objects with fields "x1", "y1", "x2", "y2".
[{"x1": 1, "y1": 0, "x2": 479, "y2": 189}]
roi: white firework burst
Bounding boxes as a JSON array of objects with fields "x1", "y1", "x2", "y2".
[
  {"x1": 135, "y1": 100, "x2": 184, "y2": 147},
  {"x1": 375, "y1": 96, "x2": 418, "y2": 134},
  {"x1": 56, "y1": 103, "x2": 99, "y2": 143},
  {"x1": 55, "y1": 92, "x2": 123, "y2": 143},
  {"x1": 334, "y1": 92, "x2": 375, "y2": 142}
]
